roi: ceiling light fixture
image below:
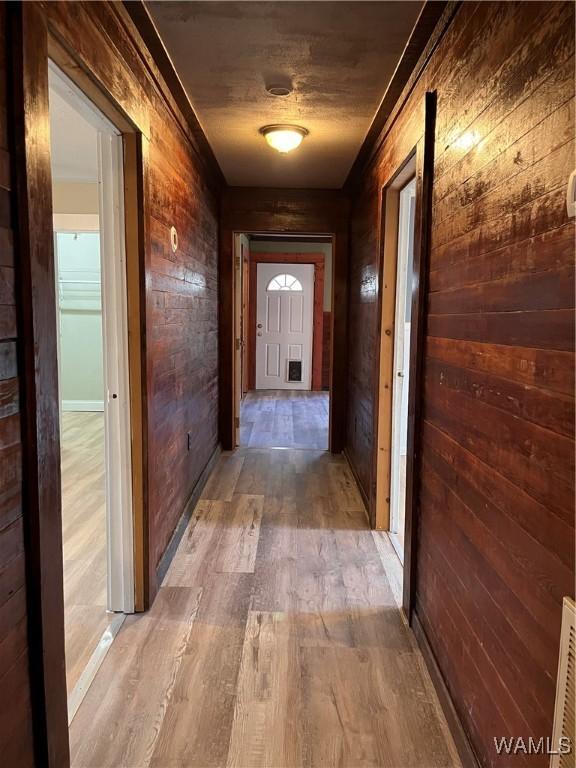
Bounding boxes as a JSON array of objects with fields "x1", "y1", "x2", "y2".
[{"x1": 260, "y1": 124, "x2": 308, "y2": 154}]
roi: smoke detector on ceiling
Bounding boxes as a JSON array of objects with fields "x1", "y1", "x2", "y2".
[{"x1": 266, "y1": 84, "x2": 292, "y2": 97}]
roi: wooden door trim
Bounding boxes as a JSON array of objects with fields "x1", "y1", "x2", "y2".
[
  {"x1": 241, "y1": 254, "x2": 249, "y2": 396},
  {"x1": 403, "y1": 92, "x2": 436, "y2": 620},
  {"x1": 10, "y1": 5, "x2": 70, "y2": 764},
  {"x1": 248, "y1": 252, "x2": 325, "y2": 392},
  {"x1": 10, "y1": 6, "x2": 152, "y2": 761},
  {"x1": 370, "y1": 92, "x2": 437, "y2": 621},
  {"x1": 48, "y1": 32, "x2": 149, "y2": 611}
]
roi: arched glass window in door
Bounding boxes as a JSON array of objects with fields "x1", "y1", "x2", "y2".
[{"x1": 267, "y1": 273, "x2": 303, "y2": 291}]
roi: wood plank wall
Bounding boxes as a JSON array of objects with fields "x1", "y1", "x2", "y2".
[
  {"x1": 34, "y1": 2, "x2": 222, "y2": 600},
  {"x1": 0, "y1": 5, "x2": 35, "y2": 765},
  {"x1": 345, "y1": 3, "x2": 575, "y2": 766}
]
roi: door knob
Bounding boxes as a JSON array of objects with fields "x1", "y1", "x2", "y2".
[
  {"x1": 257, "y1": 323, "x2": 263, "y2": 328},
  {"x1": 397, "y1": 371, "x2": 404, "y2": 378}
]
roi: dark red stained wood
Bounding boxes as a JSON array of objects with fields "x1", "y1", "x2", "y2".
[
  {"x1": 10, "y1": 2, "x2": 69, "y2": 765},
  {"x1": 428, "y1": 223, "x2": 575, "y2": 294},
  {"x1": 426, "y1": 357, "x2": 574, "y2": 439},
  {"x1": 0, "y1": 4, "x2": 34, "y2": 767},
  {"x1": 247, "y1": 252, "x2": 325, "y2": 392},
  {"x1": 345, "y1": 2, "x2": 575, "y2": 766},
  {"x1": 427, "y1": 308, "x2": 575, "y2": 352},
  {"x1": 220, "y1": 188, "x2": 349, "y2": 453}
]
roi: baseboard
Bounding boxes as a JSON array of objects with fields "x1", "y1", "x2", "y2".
[
  {"x1": 62, "y1": 399, "x2": 104, "y2": 412},
  {"x1": 412, "y1": 611, "x2": 480, "y2": 768},
  {"x1": 342, "y1": 447, "x2": 370, "y2": 517},
  {"x1": 155, "y1": 443, "x2": 222, "y2": 588}
]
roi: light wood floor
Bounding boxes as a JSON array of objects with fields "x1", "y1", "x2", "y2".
[
  {"x1": 69, "y1": 446, "x2": 460, "y2": 768},
  {"x1": 61, "y1": 411, "x2": 109, "y2": 695},
  {"x1": 241, "y1": 390, "x2": 329, "y2": 449}
]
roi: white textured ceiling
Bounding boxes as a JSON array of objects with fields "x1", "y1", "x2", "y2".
[{"x1": 147, "y1": 1, "x2": 423, "y2": 188}]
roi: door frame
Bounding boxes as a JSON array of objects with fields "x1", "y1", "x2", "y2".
[
  {"x1": 373, "y1": 153, "x2": 416, "y2": 532},
  {"x1": 370, "y1": 92, "x2": 436, "y2": 621},
  {"x1": 220, "y1": 223, "x2": 343, "y2": 453},
  {"x1": 241, "y1": 250, "x2": 249, "y2": 397},
  {"x1": 50, "y1": 61, "x2": 135, "y2": 613},
  {"x1": 233, "y1": 235, "x2": 244, "y2": 445},
  {"x1": 10, "y1": 6, "x2": 149, "y2": 763},
  {"x1": 252, "y1": 261, "x2": 316, "y2": 392},
  {"x1": 46, "y1": 29, "x2": 148, "y2": 614},
  {"x1": 248, "y1": 252, "x2": 325, "y2": 392},
  {"x1": 97, "y1": 126, "x2": 135, "y2": 613}
]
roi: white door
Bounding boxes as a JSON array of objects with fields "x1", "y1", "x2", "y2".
[
  {"x1": 98, "y1": 129, "x2": 134, "y2": 613},
  {"x1": 390, "y1": 177, "x2": 416, "y2": 563},
  {"x1": 255, "y1": 263, "x2": 314, "y2": 390}
]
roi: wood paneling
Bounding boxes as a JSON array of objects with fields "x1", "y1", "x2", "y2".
[
  {"x1": 0, "y1": 7, "x2": 35, "y2": 765},
  {"x1": 11, "y1": 2, "x2": 70, "y2": 764},
  {"x1": 345, "y1": 2, "x2": 575, "y2": 766},
  {"x1": 220, "y1": 188, "x2": 349, "y2": 453}
]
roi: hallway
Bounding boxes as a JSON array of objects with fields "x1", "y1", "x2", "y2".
[
  {"x1": 68, "y1": 446, "x2": 459, "y2": 768},
  {"x1": 3, "y1": 2, "x2": 574, "y2": 766}
]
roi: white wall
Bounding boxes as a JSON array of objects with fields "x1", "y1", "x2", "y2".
[
  {"x1": 56, "y1": 231, "x2": 104, "y2": 411},
  {"x1": 249, "y1": 240, "x2": 333, "y2": 311},
  {"x1": 53, "y1": 181, "x2": 99, "y2": 215}
]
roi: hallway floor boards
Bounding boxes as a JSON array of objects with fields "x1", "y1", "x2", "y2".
[
  {"x1": 241, "y1": 390, "x2": 329, "y2": 449},
  {"x1": 69, "y1": 447, "x2": 459, "y2": 768},
  {"x1": 61, "y1": 411, "x2": 108, "y2": 695}
]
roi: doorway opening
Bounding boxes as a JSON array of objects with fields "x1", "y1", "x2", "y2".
[
  {"x1": 374, "y1": 154, "x2": 417, "y2": 564},
  {"x1": 234, "y1": 234, "x2": 332, "y2": 450},
  {"x1": 48, "y1": 63, "x2": 134, "y2": 719}
]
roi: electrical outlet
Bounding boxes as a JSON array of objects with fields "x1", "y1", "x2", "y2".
[{"x1": 187, "y1": 432, "x2": 192, "y2": 451}]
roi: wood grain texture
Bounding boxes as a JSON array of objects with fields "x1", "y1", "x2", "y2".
[
  {"x1": 0, "y1": 6, "x2": 34, "y2": 766},
  {"x1": 240, "y1": 390, "x2": 329, "y2": 450},
  {"x1": 345, "y1": 3, "x2": 575, "y2": 766},
  {"x1": 11, "y1": 3, "x2": 70, "y2": 764},
  {"x1": 220, "y1": 188, "x2": 349, "y2": 453},
  {"x1": 69, "y1": 446, "x2": 460, "y2": 768},
  {"x1": 60, "y1": 413, "x2": 107, "y2": 695}
]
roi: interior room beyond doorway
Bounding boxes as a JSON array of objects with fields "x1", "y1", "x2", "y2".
[
  {"x1": 49, "y1": 72, "x2": 109, "y2": 700},
  {"x1": 236, "y1": 235, "x2": 333, "y2": 450},
  {"x1": 49, "y1": 60, "x2": 136, "y2": 719}
]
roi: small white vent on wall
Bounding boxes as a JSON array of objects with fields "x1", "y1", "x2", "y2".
[{"x1": 550, "y1": 597, "x2": 575, "y2": 768}]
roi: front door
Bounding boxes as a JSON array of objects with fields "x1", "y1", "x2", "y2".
[{"x1": 255, "y1": 263, "x2": 314, "y2": 390}]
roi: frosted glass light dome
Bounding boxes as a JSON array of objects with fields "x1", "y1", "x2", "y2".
[{"x1": 260, "y1": 125, "x2": 308, "y2": 154}]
